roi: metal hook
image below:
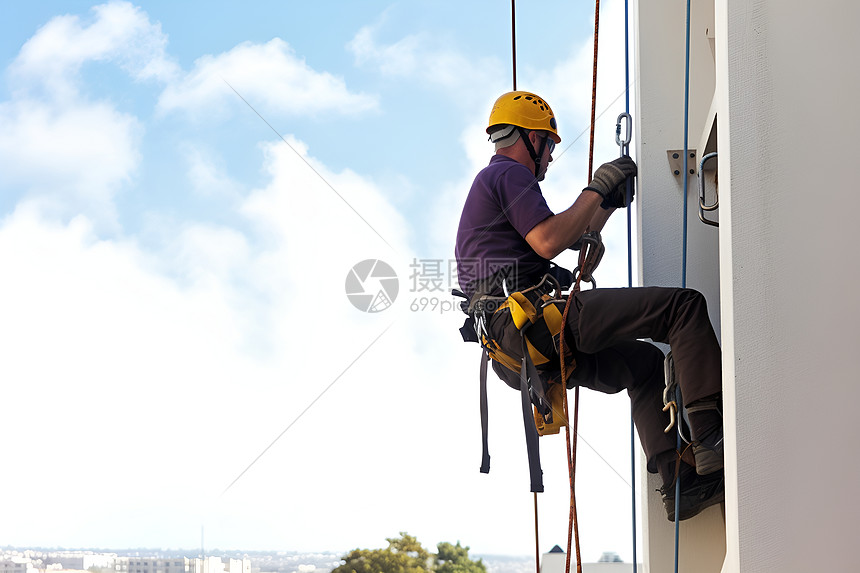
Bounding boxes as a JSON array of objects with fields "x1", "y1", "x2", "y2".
[
  {"x1": 662, "y1": 401, "x2": 677, "y2": 434},
  {"x1": 698, "y1": 152, "x2": 719, "y2": 227}
]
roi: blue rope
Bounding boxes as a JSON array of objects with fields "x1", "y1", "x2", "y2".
[
  {"x1": 622, "y1": 1, "x2": 638, "y2": 572},
  {"x1": 681, "y1": 0, "x2": 691, "y2": 293},
  {"x1": 675, "y1": 1, "x2": 692, "y2": 571}
]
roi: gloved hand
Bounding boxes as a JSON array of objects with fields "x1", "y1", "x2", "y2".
[{"x1": 584, "y1": 155, "x2": 637, "y2": 209}]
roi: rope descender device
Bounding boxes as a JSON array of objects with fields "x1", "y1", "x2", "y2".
[{"x1": 572, "y1": 231, "x2": 605, "y2": 290}]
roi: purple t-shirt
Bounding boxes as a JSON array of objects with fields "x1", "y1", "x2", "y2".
[{"x1": 455, "y1": 155, "x2": 553, "y2": 297}]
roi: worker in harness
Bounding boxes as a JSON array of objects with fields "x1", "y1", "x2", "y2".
[{"x1": 455, "y1": 91, "x2": 724, "y2": 521}]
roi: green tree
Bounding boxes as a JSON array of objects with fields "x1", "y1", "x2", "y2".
[
  {"x1": 433, "y1": 542, "x2": 486, "y2": 573},
  {"x1": 333, "y1": 532, "x2": 430, "y2": 573},
  {"x1": 332, "y1": 534, "x2": 485, "y2": 573}
]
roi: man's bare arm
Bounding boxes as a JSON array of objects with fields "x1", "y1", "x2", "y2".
[{"x1": 524, "y1": 191, "x2": 605, "y2": 259}]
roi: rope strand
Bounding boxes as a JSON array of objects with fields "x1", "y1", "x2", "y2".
[
  {"x1": 587, "y1": 0, "x2": 601, "y2": 182},
  {"x1": 675, "y1": 2, "x2": 693, "y2": 572},
  {"x1": 560, "y1": 294, "x2": 579, "y2": 573},
  {"x1": 511, "y1": 0, "x2": 517, "y2": 91},
  {"x1": 565, "y1": 4, "x2": 601, "y2": 572},
  {"x1": 622, "y1": 0, "x2": 638, "y2": 569}
]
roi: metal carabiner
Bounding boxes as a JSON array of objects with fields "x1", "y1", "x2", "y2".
[{"x1": 615, "y1": 112, "x2": 632, "y2": 156}]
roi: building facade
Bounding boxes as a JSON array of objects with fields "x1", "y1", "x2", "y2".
[{"x1": 634, "y1": 0, "x2": 860, "y2": 571}]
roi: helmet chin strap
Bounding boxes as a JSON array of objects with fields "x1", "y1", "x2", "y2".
[{"x1": 517, "y1": 127, "x2": 548, "y2": 177}]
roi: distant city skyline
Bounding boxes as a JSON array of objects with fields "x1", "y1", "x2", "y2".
[{"x1": 0, "y1": 547, "x2": 544, "y2": 573}]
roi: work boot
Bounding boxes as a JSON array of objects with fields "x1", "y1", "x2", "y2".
[
  {"x1": 692, "y1": 426, "x2": 724, "y2": 475},
  {"x1": 659, "y1": 463, "x2": 725, "y2": 522},
  {"x1": 687, "y1": 396, "x2": 724, "y2": 475}
]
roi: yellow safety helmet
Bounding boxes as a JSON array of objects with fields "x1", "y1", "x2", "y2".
[{"x1": 487, "y1": 91, "x2": 561, "y2": 144}]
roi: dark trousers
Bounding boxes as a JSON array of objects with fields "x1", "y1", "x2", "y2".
[
  {"x1": 491, "y1": 286, "x2": 722, "y2": 473},
  {"x1": 567, "y1": 287, "x2": 722, "y2": 472}
]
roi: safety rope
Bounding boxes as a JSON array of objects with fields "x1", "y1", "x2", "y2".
[
  {"x1": 560, "y1": 4, "x2": 602, "y2": 573},
  {"x1": 587, "y1": 0, "x2": 601, "y2": 179},
  {"x1": 674, "y1": 1, "x2": 693, "y2": 572},
  {"x1": 620, "y1": 0, "x2": 638, "y2": 570},
  {"x1": 560, "y1": 297, "x2": 581, "y2": 573},
  {"x1": 511, "y1": 0, "x2": 517, "y2": 91}
]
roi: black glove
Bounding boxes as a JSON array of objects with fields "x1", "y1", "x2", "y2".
[{"x1": 584, "y1": 155, "x2": 637, "y2": 209}]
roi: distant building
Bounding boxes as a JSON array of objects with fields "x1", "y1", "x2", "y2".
[
  {"x1": 45, "y1": 552, "x2": 118, "y2": 571},
  {"x1": 539, "y1": 546, "x2": 632, "y2": 573},
  {"x1": 125, "y1": 557, "x2": 189, "y2": 573},
  {"x1": 0, "y1": 557, "x2": 38, "y2": 573},
  {"x1": 123, "y1": 556, "x2": 247, "y2": 573}
]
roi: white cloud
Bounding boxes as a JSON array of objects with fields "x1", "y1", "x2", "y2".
[
  {"x1": 240, "y1": 137, "x2": 407, "y2": 257},
  {"x1": 10, "y1": 1, "x2": 178, "y2": 99},
  {"x1": 349, "y1": 26, "x2": 423, "y2": 76},
  {"x1": 1, "y1": 1, "x2": 379, "y2": 230},
  {"x1": 158, "y1": 39, "x2": 378, "y2": 119},
  {"x1": 347, "y1": 22, "x2": 504, "y2": 100},
  {"x1": 0, "y1": 1, "x2": 182, "y2": 228},
  {"x1": 0, "y1": 132, "x2": 426, "y2": 549},
  {"x1": 0, "y1": 98, "x2": 142, "y2": 226},
  {"x1": 0, "y1": 204, "x2": 276, "y2": 527},
  {"x1": 184, "y1": 146, "x2": 245, "y2": 202}
]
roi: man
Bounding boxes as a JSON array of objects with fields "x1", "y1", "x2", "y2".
[{"x1": 455, "y1": 90, "x2": 724, "y2": 521}]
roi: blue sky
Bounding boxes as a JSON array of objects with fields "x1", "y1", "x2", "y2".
[{"x1": 0, "y1": 0, "x2": 642, "y2": 563}]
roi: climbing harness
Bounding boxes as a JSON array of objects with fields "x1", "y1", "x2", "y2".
[
  {"x1": 465, "y1": 273, "x2": 569, "y2": 493},
  {"x1": 456, "y1": 245, "x2": 604, "y2": 565}
]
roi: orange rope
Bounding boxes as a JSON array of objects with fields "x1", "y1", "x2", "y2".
[
  {"x1": 562, "y1": 2, "x2": 600, "y2": 572},
  {"x1": 560, "y1": 286, "x2": 582, "y2": 573},
  {"x1": 587, "y1": 0, "x2": 601, "y2": 182}
]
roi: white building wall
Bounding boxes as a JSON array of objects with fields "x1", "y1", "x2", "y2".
[
  {"x1": 717, "y1": 1, "x2": 860, "y2": 571},
  {"x1": 540, "y1": 551, "x2": 633, "y2": 573},
  {"x1": 223, "y1": 559, "x2": 249, "y2": 573},
  {"x1": 636, "y1": 0, "x2": 860, "y2": 572},
  {"x1": 633, "y1": 0, "x2": 725, "y2": 570}
]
